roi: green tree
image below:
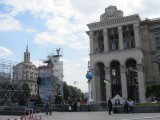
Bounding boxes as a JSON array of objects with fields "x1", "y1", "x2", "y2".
[
  {"x1": 63, "y1": 82, "x2": 71, "y2": 100},
  {"x1": 146, "y1": 84, "x2": 160, "y2": 98},
  {"x1": 63, "y1": 82, "x2": 84, "y2": 101}
]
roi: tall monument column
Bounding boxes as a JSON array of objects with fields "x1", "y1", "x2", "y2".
[
  {"x1": 105, "y1": 66, "x2": 111, "y2": 100},
  {"x1": 118, "y1": 26, "x2": 124, "y2": 50},
  {"x1": 120, "y1": 65, "x2": 128, "y2": 99},
  {"x1": 137, "y1": 64, "x2": 146, "y2": 102},
  {"x1": 103, "y1": 28, "x2": 109, "y2": 52},
  {"x1": 89, "y1": 31, "x2": 94, "y2": 54},
  {"x1": 134, "y1": 24, "x2": 140, "y2": 48}
]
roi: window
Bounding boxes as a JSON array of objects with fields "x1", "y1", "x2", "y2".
[
  {"x1": 130, "y1": 39, "x2": 135, "y2": 48},
  {"x1": 112, "y1": 44, "x2": 115, "y2": 50},
  {"x1": 156, "y1": 46, "x2": 160, "y2": 54},
  {"x1": 155, "y1": 37, "x2": 160, "y2": 44},
  {"x1": 154, "y1": 29, "x2": 160, "y2": 35}
]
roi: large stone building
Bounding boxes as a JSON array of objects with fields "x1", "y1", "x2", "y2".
[
  {"x1": 86, "y1": 6, "x2": 160, "y2": 102},
  {"x1": 12, "y1": 46, "x2": 38, "y2": 97}
]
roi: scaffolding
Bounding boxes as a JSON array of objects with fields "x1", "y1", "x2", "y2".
[
  {"x1": 39, "y1": 48, "x2": 63, "y2": 102},
  {"x1": 0, "y1": 59, "x2": 30, "y2": 106}
]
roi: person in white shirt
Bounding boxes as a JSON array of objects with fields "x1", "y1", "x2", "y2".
[
  {"x1": 77, "y1": 101, "x2": 80, "y2": 112},
  {"x1": 128, "y1": 99, "x2": 134, "y2": 113}
]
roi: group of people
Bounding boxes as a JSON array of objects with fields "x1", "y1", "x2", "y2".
[
  {"x1": 68, "y1": 99, "x2": 81, "y2": 112},
  {"x1": 107, "y1": 98, "x2": 134, "y2": 115},
  {"x1": 124, "y1": 99, "x2": 134, "y2": 113}
]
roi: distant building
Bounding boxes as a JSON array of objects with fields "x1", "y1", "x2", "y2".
[
  {"x1": 86, "y1": 6, "x2": 160, "y2": 102},
  {"x1": 12, "y1": 46, "x2": 38, "y2": 97},
  {"x1": 38, "y1": 48, "x2": 63, "y2": 103}
]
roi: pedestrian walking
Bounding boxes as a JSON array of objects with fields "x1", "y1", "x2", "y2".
[
  {"x1": 107, "y1": 97, "x2": 113, "y2": 115},
  {"x1": 77, "y1": 100, "x2": 80, "y2": 112},
  {"x1": 123, "y1": 99, "x2": 129, "y2": 113},
  {"x1": 73, "y1": 101, "x2": 77, "y2": 112},
  {"x1": 61, "y1": 100, "x2": 65, "y2": 112},
  {"x1": 68, "y1": 105, "x2": 72, "y2": 112},
  {"x1": 87, "y1": 99, "x2": 91, "y2": 112},
  {"x1": 118, "y1": 99, "x2": 120, "y2": 105},
  {"x1": 128, "y1": 99, "x2": 134, "y2": 113},
  {"x1": 46, "y1": 102, "x2": 52, "y2": 115},
  {"x1": 114, "y1": 100, "x2": 118, "y2": 113}
]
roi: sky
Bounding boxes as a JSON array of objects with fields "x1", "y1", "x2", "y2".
[{"x1": 0, "y1": 0, "x2": 160, "y2": 93}]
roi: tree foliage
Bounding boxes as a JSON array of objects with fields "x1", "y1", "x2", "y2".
[
  {"x1": 63, "y1": 81, "x2": 84, "y2": 101},
  {"x1": 146, "y1": 84, "x2": 160, "y2": 98}
]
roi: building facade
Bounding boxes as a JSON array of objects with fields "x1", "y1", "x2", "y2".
[
  {"x1": 12, "y1": 46, "x2": 38, "y2": 97},
  {"x1": 87, "y1": 6, "x2": 160, "y2": 102}
]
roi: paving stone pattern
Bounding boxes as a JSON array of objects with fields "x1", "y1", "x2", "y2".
[{"x1": 1, "y1": 112, "x2": 160, "y2": 120}]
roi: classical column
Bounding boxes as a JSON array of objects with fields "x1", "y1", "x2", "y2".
[
  {"x1": 120, "y1": 65, "x2": 128, "y2": 99},
  {"x1": 89, "y1": 31, "x2": 94, "y2": 54},
  {"x1": 90, "y1": 69, "x2": 96, "y2": 101},
  {"x1": 137, "y1": 64, "x2": 146, "y2": 102},
  {"x1": 103, "y1": 29, "x2": 109, "y2": 52},
  {"x1": 118, "y1": 26, "x2": 124, "y2": 50},
  {"x1": 134, "y1": 24, "x2": 140, "y2": 48},
  {"x1": 93, "y1": 66, "x2": 101, "y2": 101},
  {"x1": 105, "y1": 67, "x2": 111, "y2": 100}
]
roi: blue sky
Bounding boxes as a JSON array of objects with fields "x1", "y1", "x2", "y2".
[{"x1": 0, "y1": 0, "x2": 160, "y2": 92}]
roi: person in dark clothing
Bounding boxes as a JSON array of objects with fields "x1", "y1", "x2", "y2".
[
  {"x1": 107, "y1": 98, "x2": 113, "y2": 115},
  {"x1": 115, "y1": 100, "x2": 118, "y2": 106},
  {"x1": 123, "y1": 100, "x2": 129, "y2": 113},
  {"x1": 87, "y1": 99, "x2": 90, "y2": 112},
  {"x1": 118, "y1": 99, "x2": 120, "y2": 105},
  {"x1": 46, "y1": 102, "x2": 52, "y2": 115},
  {"x1": 73, "y1": 101, "x2": 77, "y2": 112},
  {"x1": 114, "y1": 100, "x2": 118, "y2": 113},
  {"x1": 61, "y1": 100, "x2": 65, "y2": 112}
]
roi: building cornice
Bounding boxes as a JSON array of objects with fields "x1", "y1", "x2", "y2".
[
  {"x1": 87, "y1": 14, "x2": 140, "y2": 30},
  {"x1": 90, "y1": 48, "x2": 143, "y2": 56}
]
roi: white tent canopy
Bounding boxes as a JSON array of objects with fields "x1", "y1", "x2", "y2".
[{"x1": 111, "y1": 94, "x2": 124, "y2": 105}]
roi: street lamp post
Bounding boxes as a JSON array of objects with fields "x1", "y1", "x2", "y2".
[{"x1": 73, "y1": 81, "x2": 78, "y2": 88}]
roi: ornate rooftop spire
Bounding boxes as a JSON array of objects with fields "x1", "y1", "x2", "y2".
[
  {"x1": 26, "y1": 41, "x2": 28, "y2": 52},
  {"x1": 24, "y1": 41, "x2": 30, "y2": 63}
]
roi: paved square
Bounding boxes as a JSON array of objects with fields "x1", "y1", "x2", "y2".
[{"x1": 1, "y1": 112, "x2": 160, "y2": 120}]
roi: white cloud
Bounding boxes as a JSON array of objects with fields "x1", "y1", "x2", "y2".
[
  {"x1": 63, "y1": 59, "x2": 88, "y2": 92},
  {"x1": 3, "y1": 0, "x2": 54, "y2": 16},
  {"x1": 35, "y1": 32, "x2": 64, "y2": 45},
  {"x1": 0, "y1": 47, "x2": 13, "y2": 56},
  {"x1": 2, "y1": 0, "x2": 73, "y2": 18},
  {"x1": 82, "y1": 57, "x2": 89, "y2": 62},
  {"x1": 31, "y1": 59, "x2": 46, "y2": 67},
  {"x1": 24, "y1": 28, "x2": 37, "y2": 33},
  {"x1": 0, "y1": 14, "x2": 21, "y2": 32},
  {"x1": 69, "y1": 0, "x2": 107, "y2": 15},
  {"x1": 4, "y1": 0, "x2": 160, "y2": 49},
  {"x1": 35, "y1": 30, "x2": 89, "y2": 49},
  {"x1": 45, "y1": 16, "x2": 75, "y2": 34}
]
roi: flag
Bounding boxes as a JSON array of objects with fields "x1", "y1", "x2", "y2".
[{"x1": 104, "y1": 79, "x2": 110, "y2": 85}]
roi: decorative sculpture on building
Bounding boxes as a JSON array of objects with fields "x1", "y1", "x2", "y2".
[{"x1": 100, "y1": 6, "x2": 123, "y2": 21}]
